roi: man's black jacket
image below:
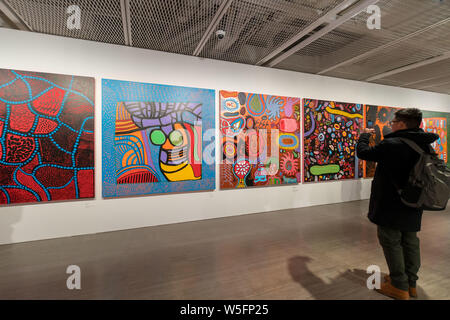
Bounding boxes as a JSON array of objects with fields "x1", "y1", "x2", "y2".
[{"x1": 357, "y1": 128, "x2": 439, "y2": 232}]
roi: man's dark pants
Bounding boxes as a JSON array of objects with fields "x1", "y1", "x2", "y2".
[{"x1": 377, "y1": 225, "x2": 421, "y2": 291}]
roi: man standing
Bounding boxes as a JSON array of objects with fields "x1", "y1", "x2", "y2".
[{"x1": 357, "y1": 108, "x2": 439, "y2": 300}]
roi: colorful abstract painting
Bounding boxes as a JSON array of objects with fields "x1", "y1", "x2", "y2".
[
  {"x1": 102, "y1": 79, "x2": 215, "y2": 197},
  {"x1": 303, "y1": 99, "x2": 363, "y2": 182},
  {"x1": 421, "y1": 110, "x2": 448, "y2": 166},
  {"x1": 0, "y1": 68, "x2": 95, "y2": 205},
  {"x1": 363, "y1": 105, "x2": 401, "y2": 178},
  {"x1": 220, "y1": 91, "x2": 301, "y2": 189}
]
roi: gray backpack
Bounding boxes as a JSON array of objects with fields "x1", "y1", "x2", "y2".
[{"x1": 395, "y1": 138, "x2": 450, "y2": 211}]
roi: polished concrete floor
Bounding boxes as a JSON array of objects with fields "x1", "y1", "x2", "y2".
[{"x1": 0, "y1": 200, "x2": 449, "y2": 300}]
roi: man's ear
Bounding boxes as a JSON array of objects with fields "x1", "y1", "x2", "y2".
[{"x1": 399, "y1": 121, "x2": 408, "y2": 129}]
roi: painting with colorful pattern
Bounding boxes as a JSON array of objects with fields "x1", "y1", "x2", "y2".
[
  {"x1": 102, "y1": 79, "x2": 215, "y2": 197},
  {"x1": 421, "y1": 110, "x2": 448, "y2": 167},
  {"x1": 0, "y1": 68, "x2": 95, "y2": 205},
  {"x1": 303, "y1": 99, "x2": 363, "y2": 182},
  {"x1": 364, "y1": 105, "x2": 401, "y2": 178},
  {"x1": 220, "y1": 90, "x2": 301, "y2": 189}
]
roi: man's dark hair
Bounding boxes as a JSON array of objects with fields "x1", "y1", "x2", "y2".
[{"x1": 394, "y1": 108, "x2": 422, "y2": 129}]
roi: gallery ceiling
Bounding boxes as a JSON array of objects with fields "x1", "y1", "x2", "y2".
[{"x1": 1, "y1": 0, "x2": 450, "y2": 95}]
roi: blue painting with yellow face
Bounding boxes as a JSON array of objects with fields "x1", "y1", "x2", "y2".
[{"x1": 102, "y1": 79, "x2": 215, "y2": 197}]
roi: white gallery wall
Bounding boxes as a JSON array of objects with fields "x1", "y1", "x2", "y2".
[{"x1": 0, "y1": 28, "x2": 449, "y2": 245}]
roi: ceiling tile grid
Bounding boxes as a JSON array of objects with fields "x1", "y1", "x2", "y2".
[
  {"x1": 1, "y1": 0, "x2": 449, "y2": 94},
  {"x1": 198, "y1": 0, "x2": 347, "y2": 65},
  {"x1": 275, "y1": 0, "x2": 450, "y2": 79},
  {"x1": 129, "y1": 0, "x2": 222, "y2": 55}
]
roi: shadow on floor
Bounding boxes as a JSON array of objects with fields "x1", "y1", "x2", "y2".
[{"x1": 288, "y1": 256, "x2": 430, "y2": 300}]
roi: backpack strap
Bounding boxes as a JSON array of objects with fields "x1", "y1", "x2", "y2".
[
  {"x1": 391, "y1": 138, "x2": 425, "y2": 196},
  {"x1": 397, "y1": 138, "x2": 425, "y2": 155}
]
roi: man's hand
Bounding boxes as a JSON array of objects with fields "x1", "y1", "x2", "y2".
[{"x1": 362, "y1": 128, "x2": 376, "y2": 134}]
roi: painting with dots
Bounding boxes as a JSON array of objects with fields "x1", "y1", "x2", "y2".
[
  {"x1": 303, "y1": 99, "x2": 363, "y2": 182},
  {"x1": 363, "y1": 105, "x2": 401, "y2": 178},
  {"x1": 422, "y1": 110, "x2": 449, "y2": 168},
  {"x1": 0, "y1": 68, "x2": 95, "y2": 205},
  {"x1": 220, "y1": 90, "x2": 301, "y2": 189}
]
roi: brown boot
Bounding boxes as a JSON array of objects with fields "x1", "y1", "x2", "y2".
[
  {"x1": 376, "y1": 281, "x2": 410, "y2": 300},
  {"x1": 409, "y1": 287, "x2": 418, "y2": 298},
  {"x1": 385, "y1": 275, "x2": 418, "y2": 298}
]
